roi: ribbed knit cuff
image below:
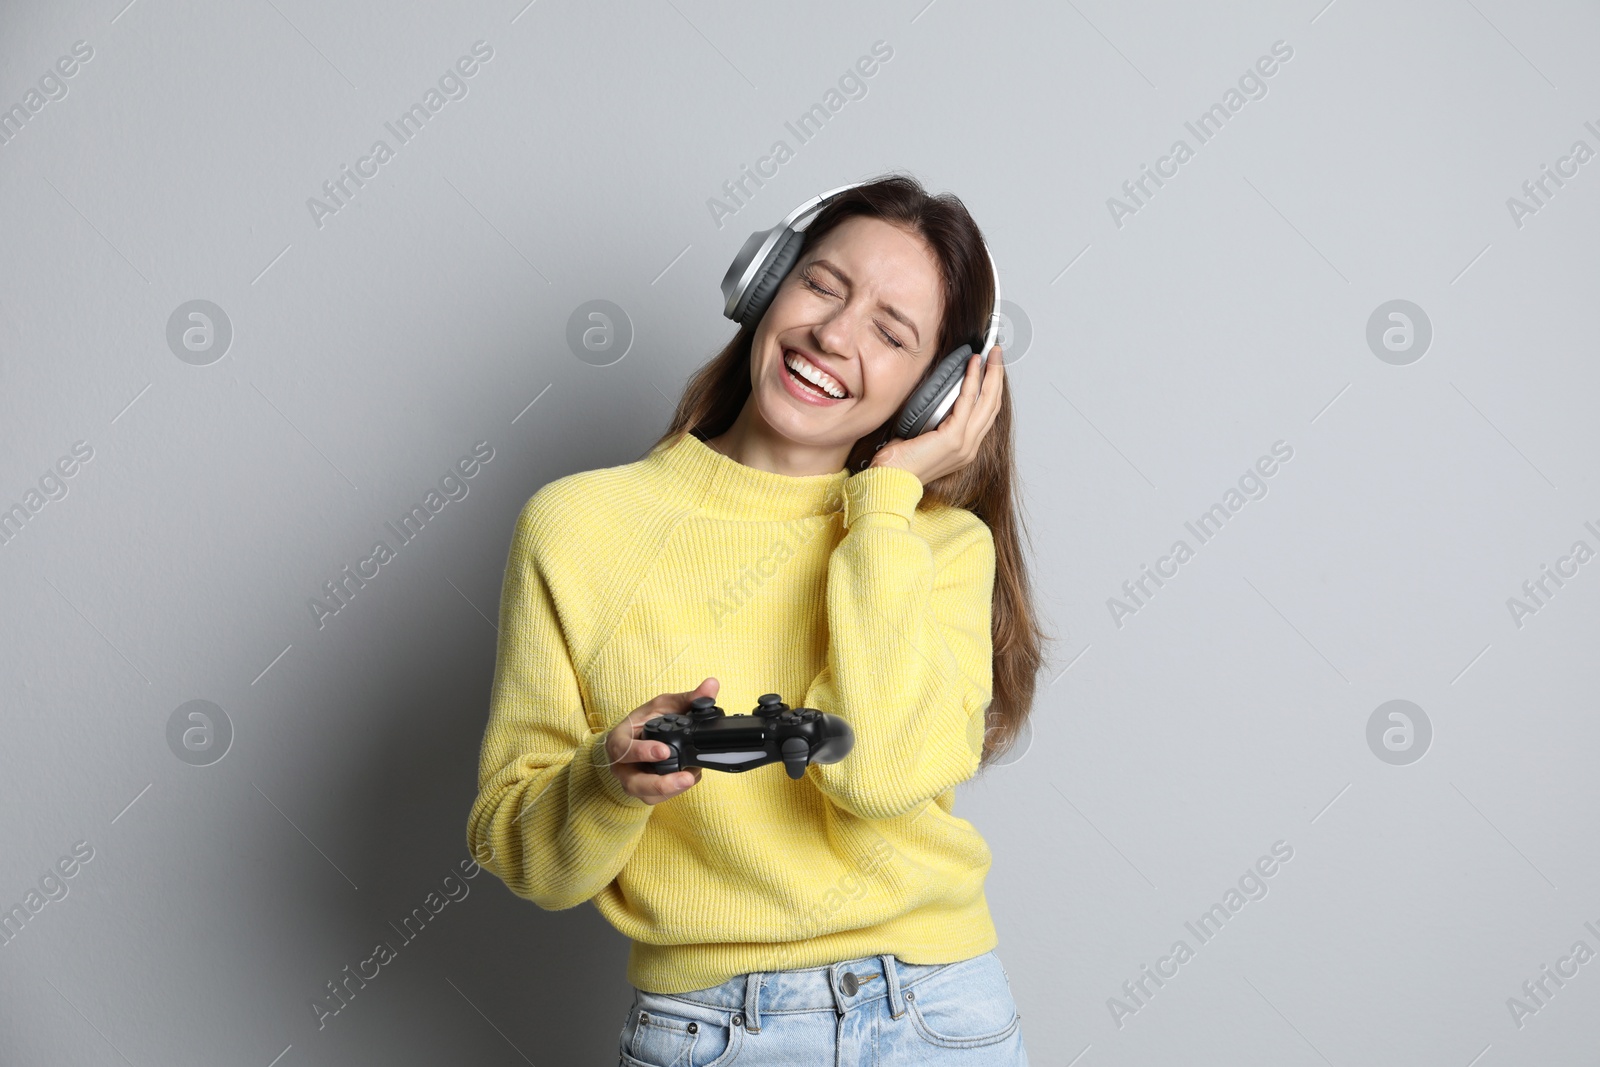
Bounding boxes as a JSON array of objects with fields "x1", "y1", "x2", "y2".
[
  {"x1": 842, "y1": 465, "x2": 924, "y2": 528},
  {"x1": 573, "y1": 728, "x2": 651, "y2": 811}
]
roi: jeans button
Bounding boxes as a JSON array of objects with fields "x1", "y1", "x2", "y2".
[{"x1": 840, "y1": 971, "x2": 859, "y2": 996}]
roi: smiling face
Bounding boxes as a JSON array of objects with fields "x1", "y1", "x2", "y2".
[{"x1": 747, "y1": 214, "x2": 946, "y2": 453}]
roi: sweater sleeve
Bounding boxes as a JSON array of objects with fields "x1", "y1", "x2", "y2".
[
  {"x1": 465, "y1": 495, "x2": 653, "y2": 911},
  {"x1": 802, "y1": 465, "x2": 996, "y2": 821}
]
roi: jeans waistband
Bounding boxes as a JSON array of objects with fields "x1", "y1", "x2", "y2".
[{"x1": 645, "y1": 952, "x2": 969, "y2": 1034}]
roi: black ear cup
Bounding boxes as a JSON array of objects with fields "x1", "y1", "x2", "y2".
[
  {"x1": 894, "y1": 344, "x2": 974, "y2": 438},
  {"x1": 735, "y1": 229, "x2": 805, "y2": 328}
]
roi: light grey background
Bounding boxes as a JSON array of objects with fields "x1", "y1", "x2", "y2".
[{"x1": 3, "y1": 0, "x2": 1597, "y2": 1063}]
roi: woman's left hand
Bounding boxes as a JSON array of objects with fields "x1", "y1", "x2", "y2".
[{"x1": 869, "y1": 344, "x2": 1005, "y2": 485}]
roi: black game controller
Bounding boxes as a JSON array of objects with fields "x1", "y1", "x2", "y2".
[{"x1": 641, "y1": 694, "x2": 854, "y2": 780}]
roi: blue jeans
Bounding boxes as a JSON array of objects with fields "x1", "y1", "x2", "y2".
[{"x1": 618, "y1": 949, "x2": 1029, "y2": 1066}]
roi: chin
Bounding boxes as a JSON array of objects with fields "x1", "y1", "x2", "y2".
[{"x1": 758, "y1": 370, "x2": 857, "y2": 446}]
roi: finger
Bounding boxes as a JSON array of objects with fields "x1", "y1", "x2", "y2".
[
  {"x1": 959, "y1": 350, "x2": 997, "y2": 445},
  {"x1": 625, "y1": 699, "x2": 664, "y2": 733},
  {"x1": 614, "y1": 676, "x2": 719, "y2": 769},
  {"x1": 681, "y1": 676, "x2": 719, "y2": 703},
  {"x1": 617, "y1": 735, "x2": 670, "y2": 765},
  {"x1": 970, "y1": 346, "x2": 994, "y2": 396},
  {"x1": 974, "y1": 383, "x2": 1002, "y2": 448},
  {"x1": 658, "y1": 676, "x2": 717, "y2": 714},
  {"x1": 609, "y1": 711, "x2": 667, "y2": 763},
  {"x1": 984, "y1": 344, "x2": 1005, "y2": 384},
  {"x1": 628, "y1": 677, "x2": 710, "y2": 732},
  {"x1": 942, "y1": 352, "x2": 984, "y2": 431},
  {"x1": 978, "y1": 346, "x2": 1006, "y2": 419},
  {"x1": 604, "y1": 731, "x2": 636, "y2": 768},
  {"x1": 625, "y1": 766, "x2": 700, "y2": 802}
]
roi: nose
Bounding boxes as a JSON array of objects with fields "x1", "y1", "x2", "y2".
[{"x1": 810, "y1": 301, "x2": 866, "y2": 363}]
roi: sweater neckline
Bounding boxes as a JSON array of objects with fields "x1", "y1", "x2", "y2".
[{"x1": 646, "y1": 431, "x2": 851, "y2": 521}]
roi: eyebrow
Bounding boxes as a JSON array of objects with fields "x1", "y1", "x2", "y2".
[{"x1": 811, "y1": 259, "x2": 922, "y2": 347}]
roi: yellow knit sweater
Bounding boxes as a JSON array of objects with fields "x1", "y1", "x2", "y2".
[{"x1": 465, "y1": 429, "x2": 999, "y2": 995}]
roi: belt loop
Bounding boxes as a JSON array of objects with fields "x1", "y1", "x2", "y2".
[
  {"x1": 881, "y1": 953, "x2": 906, "y2": 1019},
  {"x1": 742, "y1": 971, "x2": 763, "y2": 1033}
]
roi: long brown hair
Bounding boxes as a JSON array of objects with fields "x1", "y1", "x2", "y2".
[{"x1": 648, "y1": 172, "x2": 1051, "y2": 767}]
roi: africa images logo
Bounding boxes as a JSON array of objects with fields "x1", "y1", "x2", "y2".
[{"x1": 306, "y1": 41, "x2": 495, "y2": 230}]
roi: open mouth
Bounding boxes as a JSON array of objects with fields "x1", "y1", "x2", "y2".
[{"x1": 783, "y1": 349, "x2": 850, "y2": 400}]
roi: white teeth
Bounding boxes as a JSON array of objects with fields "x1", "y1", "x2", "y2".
[{"x1": 784, "y1": 350, "x2": 847, "y2": 399}]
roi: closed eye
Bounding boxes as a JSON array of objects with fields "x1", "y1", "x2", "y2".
[{"x1": 800, "y1": 271, "x2": 905, "y2": 350}]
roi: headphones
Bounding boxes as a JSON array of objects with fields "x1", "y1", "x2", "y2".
[{"x1": 720, "y1": 181, "x2": 1001, "y2": 468}]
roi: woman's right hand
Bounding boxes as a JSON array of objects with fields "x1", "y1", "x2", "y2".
[{"x1": 604, "y1": 677, "x2": 719, "y2": 804}]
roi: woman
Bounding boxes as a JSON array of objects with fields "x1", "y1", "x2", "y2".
[{"x1": 466, "y1": 173, "x2": 1049, "y2": 1065}]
